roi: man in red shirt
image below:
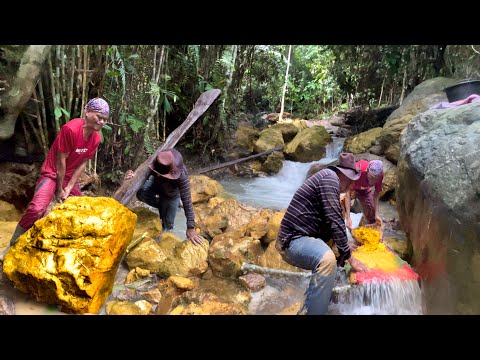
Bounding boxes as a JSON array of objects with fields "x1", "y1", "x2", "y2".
[
  {"x1": 345, "y1": 159, "x2": 384, "y2": 230},
  {"x1": 0, "y1": 98, "x2": 109, "y2": 261}
]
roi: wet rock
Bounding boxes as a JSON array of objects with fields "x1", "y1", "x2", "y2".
[
  {"x1": 125, "y1": 233, "x2": 209, "y2": 278},
  {"x1": 106, "y1": 300, "x2": 152, "y2": 315},
  {"x1": 141, "y1": 288, "x2": 162, "y2": 304},
  {"x1": 169, "y1": 291, "x2": 247, "y2": 315},
  {"x1": 168, "y1": 276, "x2": 195, "y2": 291},
  {"x1": 238, "y1": 273, "x2": 266, "y2": 291}
]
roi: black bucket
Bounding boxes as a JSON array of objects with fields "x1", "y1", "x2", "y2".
[{"x1": 444, "y1": 79, "x2": 480, "y2": 102}]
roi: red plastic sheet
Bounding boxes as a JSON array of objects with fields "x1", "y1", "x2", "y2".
[
  {"x1": 349, "y1": 246, "x2": 419, "y2": 284},
  {"x1": 354, "y1": 264, "x2": 419, "y2": 284}
]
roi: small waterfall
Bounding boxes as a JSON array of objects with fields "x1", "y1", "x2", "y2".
[
  {"x1": 221, "y1": 137, "x2": 346, "y2": 210},
  {"x1": 330, "y1": 279, "x2": 424, "y2": 315},
  {"x1": 324, "y1": 136, "x2": 345, "y2": 161}
]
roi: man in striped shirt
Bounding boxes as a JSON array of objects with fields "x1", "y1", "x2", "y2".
[
  {"x1": 276, "y1": 152, "x2": 368, "y2": 315},
  {"x1": 124, "y1": 148, "x2": 203, "y2": 246}
]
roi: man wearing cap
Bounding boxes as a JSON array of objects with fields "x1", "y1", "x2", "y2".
[
  {"x1": 275, "y1": 152, "x2": 368, "y2": 315},
  {"x1": 0, "y1": 98, "x2": 109, "y2": 261},
  {"x1": 344, "y1": 159, "x2": 384, "y2": 230},
  {"x1": 124, "y1": 148, "x2": 203, "y2": 246}
]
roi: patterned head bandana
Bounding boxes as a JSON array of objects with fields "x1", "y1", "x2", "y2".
[
  {"x1": 85, "y1": 98, "x2": 110, "y2": 117},
  {"x1": 367, "y1": 160, "x2": 383, "y2": 178}
]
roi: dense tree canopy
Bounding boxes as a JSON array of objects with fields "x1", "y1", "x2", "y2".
[{"x1": 1, "y1": 44, "x2": 479, "y2": 185}]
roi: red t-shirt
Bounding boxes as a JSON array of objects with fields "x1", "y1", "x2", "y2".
[
  {"x1": 352, "y1": 160, "x2": 384, "y2": 193},
  {"x1": 40, "y1": 118, "x2": 101, "y2": 180}
]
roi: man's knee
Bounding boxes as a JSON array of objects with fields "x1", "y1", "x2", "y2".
[
  {"x1": 136, "y1": 186, "x2": 145, "y2": 200},
  {"x1": 315, "y1": 250, "x2": 336, "y2": 276},
  {"x1": 30, "y1": 202, "x2": 48, "y2": 216}
]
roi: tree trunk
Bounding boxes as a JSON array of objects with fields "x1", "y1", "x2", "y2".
[
  {"x1": 279, "y1": 45, "x2": 292, "y2": 122},
  {"x1": 0, "y1": 45, "x2": 52, "y2": 141},
  {"x1": 112, "y1": 89, "x2": 221, "y2": 205}
]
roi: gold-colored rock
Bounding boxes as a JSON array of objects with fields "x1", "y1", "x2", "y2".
[
  {"x1": 125, "y1": 232, "x2": 209, "y2": 278},
  {"x1": 106, "y1": 300, "x2": 152, "y2": 315},
  {"x1": 169, "y1": 292, "x2": 247, "y2": 315},
  {"x1": 168, "y1": 276, "x2": 195, "y2": 290},
  {"x1": 2, "y1": 196, "x2": 137, "y2": 314}
]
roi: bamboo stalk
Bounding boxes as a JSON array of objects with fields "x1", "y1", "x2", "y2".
[
  {"x1": 60, "y1": 45, "x2": 67, "y2": 119},
  {"x1": 399, "y1": 66, "x2": 407, "y2": 106},
  {"x1": 73, "y1": 45, "x2": 82, "y2": 118},
  {"x1": 21, "y1": 115, "x2": 32, "y2": 154},
  {"x1": 48, "y1": 52, "x2": 59, "y2": 134},
  {"x1": 33, "y1": 88, "x2": 48, "y2": 157},
  {"x1": 80, "y1": 45, "x2": 88, "y2": 118},
  {"x1": 126, "y1": 232, "x2": 148, "y2": 254},
  {"x1": 67, "y1": 46, "x2": 75, "y2": 117},
  {"x1": 24, "y1": 113, "x2": 43, "y2": 151},
  {"x1": 94, "y1": 150, "x2": 97, "y2": 175},
  {"x1": 58, "y1": 45, "x2": 66, "y2": 113},
  {"x1": 377, "y1": 75, "x2": 386, "y2": 107},
  {"x1": 38, "y1": 77, "x2": 49, "y2": 150},
  {"x1": 55, "y1": 45, "x2": 65, "y2": 124}
]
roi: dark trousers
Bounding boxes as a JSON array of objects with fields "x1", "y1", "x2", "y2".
[{"x1": 136, "y1": 176, "x2": 180, "y2": 230}]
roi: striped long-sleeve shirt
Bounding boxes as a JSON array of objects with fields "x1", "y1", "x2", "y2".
[
  {"x1": 276, "y1": 168, "x2": 351, "y2": 260},
  {"x1": 152, "y1": 166, "x2": 196, "y2": 229}
]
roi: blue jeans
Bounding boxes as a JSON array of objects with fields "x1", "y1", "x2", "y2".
[
  {"x1": 136, "y1": 176, "x2": 180, "y2": 231},
  {"x1": 281, "y1": 236, "x2": 337, "y2": 315}
]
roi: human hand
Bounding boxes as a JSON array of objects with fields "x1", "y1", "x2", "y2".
[
  {"x1": 348, "y1": 256, "x2": 368, "y2": 272},
  {"x1": 375, "y1": 215, "x2": 383, "y2": 226},
  {"x1": 55, "y1": 188, "x2": 66, "y2": 203},
  {"x1": 61, "y1": 185, "x2": 72, "y2": 201},
  {"x1": 346, "y1": 217, "x2": 352, "y2": 231},
  {"x1": 349, "y1": 242, "x2": 358, "y2": 252},
  {"x1": 186, "y1": 228, "x2": 204, "y2": 246},
  {"x1": 124, "y1": 170, "x2": 135, "y2": 181}
]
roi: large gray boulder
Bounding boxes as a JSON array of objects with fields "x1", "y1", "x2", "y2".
[
  {"x1": 378, "y1": 77, "x2": 458, "y2": 164},
  {"x1": 396, "y1": 101, "x2": 480, "y2": 314}
]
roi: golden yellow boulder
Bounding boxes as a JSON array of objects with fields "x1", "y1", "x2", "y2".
[{"x1": 2, "y1": 196, "x2": 137, "y2": 314}]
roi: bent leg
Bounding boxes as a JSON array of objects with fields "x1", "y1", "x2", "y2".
[
  {"x1": 356, "y1": 187, "x2": 375, "y2": 224},
  {"x1": 136, "y1": 176, "x2": 159, "y2": 208},
  {"x1": 158, "y1": 195, "x2": 180, "y2": 231},
  {"x1": 282, "y1": 237, "x2": 337, "y2": 315},
  {"x1": 18, "y1": 177, "x2": 56, "y2": 232}
]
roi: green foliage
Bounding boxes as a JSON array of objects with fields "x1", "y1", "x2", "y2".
[
  {"x1": 91, "y1": 44, "x2": 479, "y2": 177},
  {"x1": 126, "y1": 115, "x2": 144, "y2": 134},
  {"x1": 54, "y1": 106, "x2": 69, "y2": 121},
  {"x1": 100, "y1": 124, "x2": 112, "y2": 144},
  {"x1": 106, "y1": 45, "x2": 127, "y2": 96}
]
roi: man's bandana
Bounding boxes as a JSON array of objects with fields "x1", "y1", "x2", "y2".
[
  {"x1": 367, "y1": 160, "x2": 383, "y2": 178},
  {"x1": 85, "y1": 98, "x2": 110, "y2": 117}
]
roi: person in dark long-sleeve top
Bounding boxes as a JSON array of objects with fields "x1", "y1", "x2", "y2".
[
  {"x1": 276, "y1": 152, "x2": 368, "y2": 315},
  {"x1": 124, "y1": 148, "x2": 203, "y2": 245}
]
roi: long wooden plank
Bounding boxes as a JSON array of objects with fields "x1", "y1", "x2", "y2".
[
  {"x1": 113, "y1": 89, "x2": 221, "y2": 205},
  {"x1": 192, "y1": 146, "x2": 283, "y2": 175}
]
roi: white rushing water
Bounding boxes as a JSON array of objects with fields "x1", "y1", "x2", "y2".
[
  {"x1": 329, "y1": 279, "x2": 424, "y2": 315},
  {"x1": 221, "y1": 137, "x2": 346, "y2": 211}
]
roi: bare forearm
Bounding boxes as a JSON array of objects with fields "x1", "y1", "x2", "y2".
[
  {"x1": 374, "y1": 193, "x2": 380, "y2": 216},
  {"x1": 67, "y1": 160, "x2": 88, "y2": 191},
  {"x1": 345, "y1": 191, "x2": 351, "y2": 219},
  {"x1": 56, "y1": 155, "x2": 67, "y2": 190}
]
